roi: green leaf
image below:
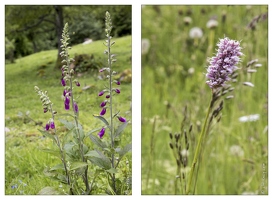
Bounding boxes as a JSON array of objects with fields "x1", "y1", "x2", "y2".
[
  {"x1": 38, "y1": 129, "x2": 55, "y2": 141},
  {"x1": 85, "y1": 150, "x2": 100, "y2": 158},
  {"x1": 59, "y1": 118, "x2": 75, "y2": 130},
  {"x1": 50, "y1": 163, "x2": 65, "y2": 171},
  {"x1": 118, "y1": 143, "x2": 132, "y2": 159},
  {"x1": 114, "y1": 121, "x2": 129, "y2": 138},
  {"x1": 89, "y1": 134, "x2": 107, "y2": 149},
  {"x1": 62, "y1": 127, "x2": 75, "y2": 147},
  {"x1": 70, "y1": 162, "x2": 88, "y2": 171},
  {"x1": 88, "y1": 150, "x2": 111, "y2": 169},
  {"x1": 93, "y1": 115, "x2": 110, "y2": 128},
  {"x1": 106, "y1": 168, "x2": 118, "y2": 174},
  {"x1": 38, "y1": 187, "x2": 60, "y2": 195}
]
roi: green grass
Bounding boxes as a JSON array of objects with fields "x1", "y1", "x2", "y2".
[
  {"x1": 5, "y1": 35, "x2": 132, "y2": 194},
  {"x1": 141, "y1": 5, "x2": 268, "y2": 195}
]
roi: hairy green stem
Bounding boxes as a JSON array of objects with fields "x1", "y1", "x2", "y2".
[
  {"x1": 50, "y1": 104, "x2": 73, "y2": 194},
  {"x1": 186, "y1": 90, "x2": 213, "y2": 194},
  {"x1": 65, "y1": 45, "x2": 90, "y2": 193},
  {"x1": 107, "y1": 31, "x2": 116, "y2": 194}
]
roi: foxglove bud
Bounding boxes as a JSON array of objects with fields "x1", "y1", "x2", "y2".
[
  {"x1": 50, "y1": 121, "x2": 55, "y2": 129},
  {"x1": 98, "y1": 127, "x2": 105, "y2": 139},
  {"x1": 100, "y1": 101, "x2": 107, "y2": 107},
  {"x1": 115, "y1": 89, "x2": 120, "y2": 94},
  {"x1": 100, "y1": 108, "x2": 106, "y2": 116},
  {"x1": 98, "y1": 91, "x2": 105, "y2": 96},
  {"x1": 118, "y1": 116, "x2": 126, "y2": 123}
]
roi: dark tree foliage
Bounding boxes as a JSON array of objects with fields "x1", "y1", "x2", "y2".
[{"x1": 5, "y1": 5, "x2": 131, "y2": 66}]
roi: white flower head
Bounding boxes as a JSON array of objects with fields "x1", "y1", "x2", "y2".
[
  {"x1": 239, "y1": 114, "x2": 260, "y2": 122},
  {"x1": 189, "y1": 27, "x2": 203, "y2": 39},
  {"x1": 206, "y1": 19, "x2": 218, "y2": 29}
]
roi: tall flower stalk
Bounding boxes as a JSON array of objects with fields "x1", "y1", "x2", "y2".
[
  {"x1": 95, "y1": 11, "x2": 128, "y2": 194},
  {"x1": 186, "y1": 37, "x2": 243, "y2": 194},
  {"x1": 60, "y1": 23, "x2": 89, "y2": 193}
]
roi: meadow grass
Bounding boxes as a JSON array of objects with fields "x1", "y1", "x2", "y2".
[
  {"x1": 141, "y1": 5, "x2": 267, "y2": 194},
  {"x1": 5, "y1": 35, "x2": 132, "y2": 194}
]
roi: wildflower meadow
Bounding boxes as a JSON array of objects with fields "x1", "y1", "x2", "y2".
[{"x1": 141, "y1": 5, "x2": 268, "y2": 194}]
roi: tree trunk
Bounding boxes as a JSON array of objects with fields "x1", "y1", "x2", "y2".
[{"x1": 54, "y1": 5, "x2": 64, "y2": 68}]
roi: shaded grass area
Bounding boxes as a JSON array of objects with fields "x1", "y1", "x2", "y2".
[
  {"x1": 141, "y1": 5, "x2": 267, "y2": 194},
  {"x1": 5, "y1": 35, "x2": 132, "y2": 194}
]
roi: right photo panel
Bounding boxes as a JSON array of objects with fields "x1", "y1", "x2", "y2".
[{"x1": 141, "y1": 5, "x2": 268, "y2": 195}]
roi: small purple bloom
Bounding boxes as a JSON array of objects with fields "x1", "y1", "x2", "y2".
[
  {"x1": 98, "y1": 127, "x2": 105, "y2": 139},
  {"x1": 106, "y1": 94, "x2": 110, "y2": 99},
  {"x1": 118, "y1": 116, "x2": 126, "y2": 123},
  {"x1": 115, "y1": 89, "x2": 120, "y2": 94},
  {"x1": 206, "y1": 37, "x2": 243, "y2": 88},
  {"x1": 99, "y1": 68, "x2": 106, "y2": 72},
  {"x1": 50, "y1": 121, "x2": 55, "y2": 129},
  {"x1": 100, "y1": 108, "x2": 106, "y2": 116},
  {"x1": 65, "y1": 103, "x2": 70, "y2": 110},
  {"x1": 98, "y1": 91, "x2": 105, "y2": 96},
  {"x1": 100, "y1": 101, "x2": 107, "y2": 107},
  {"x1": 64, "y1": 96, "x2": 70, "y2": 110},
  {"x1": 43, "y1": 108, "x2": 48, "y2": 113},
  {"x1": 45, "y1": 123, "x2": 50, "y2": 131},
  {"x1": 116, "y1": 81, "x2": 121, "y2": 85},
  {"x1": 61, "y1": 78, "x2": 66, "y2": 86},
  {"x1": 65, "y1": 96, "x2": 70, "y2": 104},
  {"x1": 63, "y1": 90, "x2": 67, "y2": 96},
  {"x1": 74, "y1": 102, "x2": 79, "y2": 113},
  {"x1": 75, "y1": 81, "x2": 80, "y2": 87}
]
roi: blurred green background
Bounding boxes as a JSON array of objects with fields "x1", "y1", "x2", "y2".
[{"x1": 141, "y1": 5, "x2": 268, "y2": 194}]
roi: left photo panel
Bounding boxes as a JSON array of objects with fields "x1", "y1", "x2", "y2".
[{"x1": 5, "y1": 5, "x2": 132, "y2": 195}]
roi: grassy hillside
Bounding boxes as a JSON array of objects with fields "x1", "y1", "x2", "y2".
[
  {"x1": 141, "y1": 5, "x2": 268, "y2": 194},
  {"x1": 5, "y1": 35, "x2": 132, "y2": 194}
]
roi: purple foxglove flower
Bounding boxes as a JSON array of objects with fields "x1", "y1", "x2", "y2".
[
  {"x1": 100, "y1": 108, "x2": 106, "y2": 116},
  {"x1": 100, "y1": 101, "x2": 107, "y2": 107},
  {"x1": 206, "y1": 37, "x2": 243, "y2": 89},
  {"x1": 65, "y1": 103, "x2": 70, "y2": 110},
  {"x1": 115, "y1": 89, "x2": 120, "y2": 94},
  {"x1": 65, "y1": 96, "x2": 70, "y2": 105},
  {"x1": 64, "y1": 96, "x2": 70, "y2": 110},
  {"x1": 50, "y1": 121, "x2": 55, "y2": 129},
  {"x1": 106, "y1": 94, "x2": 110, "y2": 99},
  {"x1": 98, "y1": 127, "x2": 105, "y2": 139},
  {"x1": 61, "y1": 78, "x2": 66, "y2": 86},
  {"x1": 75, "y1": 81, "x2": 80, "y2": 87},
  {"x1": 99, "y1": 68, "x2": 105, "y2": 72},
  {"x1": 45, "y1": 123, "x2": 50, "y2": 131},
  {"x1": 98, "y1": 91, "x2": 105, "y2": 96},
  {"x1": 63, "y1": 90, "x2": 67, "y2": 96},
  {"x1": 74, "y1": 102, "x2": 79, "y2": 113},
  {"x1": 116, "y1": 81, "x2": 121, "y2": 85},
  {"x1": 43, "y1": 108, "x2": 48, "y2": 113},
  {"x1": 118, "y1": 116, "x2": 126, "y2": 123}
]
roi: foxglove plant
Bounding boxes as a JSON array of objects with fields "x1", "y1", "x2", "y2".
[
  {"x1": 34, "y1": 11, "x2": 131, "y2": 195},
  {"x1": 34, "y1": 86, "x2": 73, "y2": 194},
  {"x1": 90, "y1": 11, "x2": 131, "y2": 194}
]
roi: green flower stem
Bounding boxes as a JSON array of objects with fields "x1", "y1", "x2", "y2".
[
  {"x1": 49, "y1": 104, "x2": 73, "y2": 194},
  {"x1": 107, "y1": 27, "x2": 116, "y2": 194},
  {"x1": 186, "y1": 90, "x2": 213, "y2": 194}
]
